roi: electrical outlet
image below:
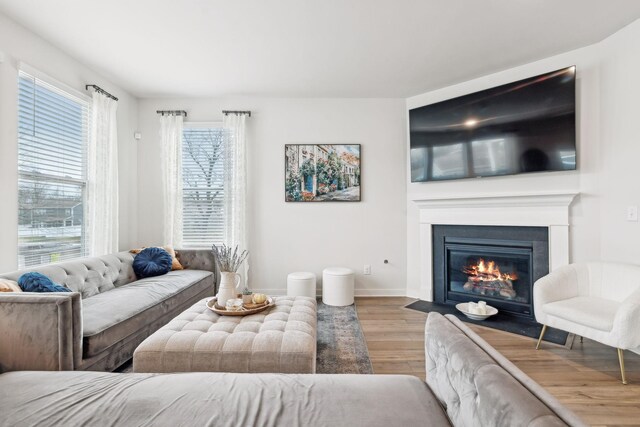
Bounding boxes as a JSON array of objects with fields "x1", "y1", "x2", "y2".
[
  {"x1": 363, "y1": 264, "x2": 371, "y2": 275},
  {"x1": 627, "y1": 206, "x2": 638, "y2": 222}
]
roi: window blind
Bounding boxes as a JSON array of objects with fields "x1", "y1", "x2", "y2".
[
  {"x1": 18, "y1": 70, "x2": 89, "y2": 268},
  {"x1": 182, "y1": 126, "x2": 226, "y2": 248}
]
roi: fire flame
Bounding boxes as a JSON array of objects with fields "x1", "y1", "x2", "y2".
[{"x1": 463, "y1": 259, "x2": 517, "y2": 282}]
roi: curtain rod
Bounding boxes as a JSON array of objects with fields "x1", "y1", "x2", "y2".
[
  {"x1": 85, "y1": 84, "x2": 118, "y2": 101},
  {"x1": 223, "y1": 110, "x2": 251, "y2": 117},
  {"x1": 157, "y1": 110, "x2": 188, "y2": 117}
]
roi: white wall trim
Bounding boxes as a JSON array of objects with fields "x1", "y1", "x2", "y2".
[
  {"x1": 413, "y1": 191, "x2": 579, "y2": 301},
  {"x1": 413, "y1": 191, "x2": 579, "y2": 210},
  {"x1": 406, "y1": 289, "x2": 421, "y2": 299},
  {"x1": 353, "y1": 288, "x2": 408, "y2": 297}
]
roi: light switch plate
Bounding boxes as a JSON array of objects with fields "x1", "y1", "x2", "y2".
[{"x1": 627, "y1": 206, "x2": 638, "y2": 222}]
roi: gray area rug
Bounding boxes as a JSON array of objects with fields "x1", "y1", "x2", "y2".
[
  {"x1": 316, "y1": 300, "x2": 373, "y2": 374},
  {"x1": 116, "y1": 300, "x2": 373, "y2": 374}
]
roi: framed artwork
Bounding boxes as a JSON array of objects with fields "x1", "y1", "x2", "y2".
[{"x1": 285, "y1": 144, "x2": 361, "y2": 202}]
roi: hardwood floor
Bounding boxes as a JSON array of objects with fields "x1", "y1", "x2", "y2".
[{"x1": 355, "y1": 297, "x2": 640, "y2": 427}]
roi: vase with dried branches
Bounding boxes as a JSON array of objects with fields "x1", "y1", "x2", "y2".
[{"x1": 212, "y1": 244, "x2": 249, "y2": 306}]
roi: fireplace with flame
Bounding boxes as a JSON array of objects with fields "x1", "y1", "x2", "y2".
[{"x1": 433, "y1": 225, "x2": 549, "y2": 318}]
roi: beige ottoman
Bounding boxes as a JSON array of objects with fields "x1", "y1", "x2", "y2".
[{"x1": 133, "y1": 296, "x2": 317, "y2": 373}]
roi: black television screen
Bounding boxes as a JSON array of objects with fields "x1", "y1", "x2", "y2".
[{"x1": 409, "y1": 66, "x2": 576, "y2": 182}]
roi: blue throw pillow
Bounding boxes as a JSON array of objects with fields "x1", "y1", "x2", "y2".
[
  {"x1": 133, "y1": 247, "x2": 173, "y2": 279},
  {"x1": 18, "y1": 272, "x2": 71, "y2": 293}
]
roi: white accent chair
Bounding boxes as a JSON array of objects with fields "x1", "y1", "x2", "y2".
[{"x1": 534, "y1": 262, "x2": 640, "y2": 384}]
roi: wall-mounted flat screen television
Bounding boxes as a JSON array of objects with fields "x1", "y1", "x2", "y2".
[{"x1": 409, "y1": 66, "x2": 576, "y2": 182}]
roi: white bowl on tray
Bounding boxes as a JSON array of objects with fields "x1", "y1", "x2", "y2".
[{"x1": 456, "y1": 302, "x2": 498, "y2": 321}]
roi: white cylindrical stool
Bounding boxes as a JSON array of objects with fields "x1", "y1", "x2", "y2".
[
  {"x1": 287, "y1": 272, "x2": 317, "y2": 298},
  {"x1": 322, "y1": 267, "x2": 354, "y2": 306}
]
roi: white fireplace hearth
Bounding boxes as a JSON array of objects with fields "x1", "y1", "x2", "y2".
[{"x1": 413, "y1": 191, "x2": 579, "y2": 302}]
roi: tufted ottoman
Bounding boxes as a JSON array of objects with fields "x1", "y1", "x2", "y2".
[{"x1": 133, "y1": 296, "x2": 317, "y2": 373}]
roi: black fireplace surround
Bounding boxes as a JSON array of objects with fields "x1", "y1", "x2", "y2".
[{"x1": 432, "y1": 225, "x2": 549, "y2": 320}]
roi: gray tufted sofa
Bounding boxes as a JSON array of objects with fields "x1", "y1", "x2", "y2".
[
  {"x1": 0, "y1": 249, "x2": 216, "y2": 373},
  {"x1": 426, "y1": 313, "x2": 586, "y2": 426},
  {"x1": 0, "y1": 312, "x2": 585, "y2": 426}
]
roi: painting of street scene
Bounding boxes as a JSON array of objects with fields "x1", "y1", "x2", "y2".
[{"x1": 285, "y1": 144, "x2": 361, "y2": 202}]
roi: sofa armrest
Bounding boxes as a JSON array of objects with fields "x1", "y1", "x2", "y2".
[
  {"x1": 176, "y1": 249, "x2": 217, "y2": 273},
  {"x1": 176, "y1": 249, "x2": 218, "y2": 292},
  {"x1": 533, "y1": 264, "x2": 580, "y2": 324},
  {"x1": 612, "y1": 288, "x2": 640, "y2": 350},
  {"x1": 0, "y1": 292, "x2": 82, "y2": 372},
  {"x1": 425, "y1": 313, "x2": 588, "y2": 427}
]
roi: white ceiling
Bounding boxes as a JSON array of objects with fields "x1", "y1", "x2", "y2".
[{"x1": 1, "y1": 0, "x2": 640, "y2": 98}]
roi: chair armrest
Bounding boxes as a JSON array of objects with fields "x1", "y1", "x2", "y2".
[
  {"x1": 612, "y1": 289, "x2": 640, "y2": 350},
  {"x1": 0, "y1": 292, "x2": 82, "y2": 372},
  {"x1": 533, "y1": 265, "x2": 580, "y2": 323}
]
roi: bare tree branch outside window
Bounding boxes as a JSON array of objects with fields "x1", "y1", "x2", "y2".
[{"x1": 182, "y1": 127, "x2": 226, "y2": 247}]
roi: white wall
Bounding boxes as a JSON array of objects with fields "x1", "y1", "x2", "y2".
[
  {"x1": 597, "y1": 21, "x2": 640, "y2": 263},
  {"x1": 405, "y1": 20, "x2": 640, "y2": 299},
  {"x1": 137, "y1": 98, "x2": 407, "y2": 295},
  {"x1": 0, "y1": 12, "x2": 139, "y2": 272},
  {"x1": 6, "y1": 5, "x2": 636, "y2": 299}
]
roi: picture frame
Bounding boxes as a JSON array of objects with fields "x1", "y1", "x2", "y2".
[{"x1": 284, "y1": 144, "x2": 361, "y2": 202}]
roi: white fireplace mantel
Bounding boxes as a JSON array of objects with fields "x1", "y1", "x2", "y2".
[{"x1": 413, "y1": 191, "x2": 579, "y2": 302}]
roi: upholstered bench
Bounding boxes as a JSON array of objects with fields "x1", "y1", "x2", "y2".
[{"x1": 133, "y1": 296, "x2": 317, "y2": 373}]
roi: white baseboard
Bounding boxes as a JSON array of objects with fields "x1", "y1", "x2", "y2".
[
  {"x1": 405, "y1": 289, "x2": 421, "y2": 299},
  {"x1": 254, "y1": 288, "x2": 408, "y2": 297},
  {"x1": 353, "y1": 288, "x2": 407, "y2": 297}
]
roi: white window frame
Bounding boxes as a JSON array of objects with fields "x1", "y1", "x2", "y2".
[{"x1": 17, "y1": 65, "x2": 91, "y2": 268}]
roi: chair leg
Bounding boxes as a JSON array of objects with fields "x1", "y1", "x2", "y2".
[
  {"x1": 618, "y1": 348, "x2": 628, "y2": 385},
  {"x1": 536, "y1": 325, "x2": 547, "y2": 350},
  {"x1": 565, "y1": 333, "x2": 576, "y2": 350},
  {"x1": 580, "y1": 336, "x2": 583, "y2": 343}
]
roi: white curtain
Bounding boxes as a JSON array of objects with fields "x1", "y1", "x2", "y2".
[
  {"x1": 86, "y1": 92, "x2": 119, "y2": 256},
  {"x1": 223, "y1": 113, "x2": 248, "y2": 286},
  {"x1": 160, "y1": 114, "x2": 184, "y2": 247}
]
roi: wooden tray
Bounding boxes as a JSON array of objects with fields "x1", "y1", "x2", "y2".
[{"x1": 206, "y1": 297, "x2": 275, "y2": 316}]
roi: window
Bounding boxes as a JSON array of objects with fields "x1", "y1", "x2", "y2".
[
  {"x1": 182, "y1": 124, "x2": 226, "y2": 248},
  {"x1": 18, "y1": 69, "x2": 89, "y2": 268}
]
